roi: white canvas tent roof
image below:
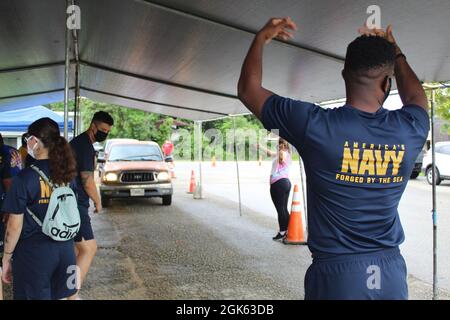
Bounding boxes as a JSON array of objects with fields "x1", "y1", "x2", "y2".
[{"x1": 1, "y1": 0, "x2": 449, "y2": 120}]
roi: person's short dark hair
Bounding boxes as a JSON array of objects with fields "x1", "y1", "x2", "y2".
[
  {"x1": 92, "y1": 111, "x2": 114, "y2": 126},
  {"x1": 344, "y1": 35, "x2": 396, "y2": 76}
]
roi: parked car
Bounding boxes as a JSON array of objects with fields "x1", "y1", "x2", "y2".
[
  {"x1": 422, "y1": 141, "x2": 450, "y2": 185},
  {"x1": 410, "y1": 149, "x2": 424, "y2": 179},
  {"x1": 99, "y1": 141, "x2": 173, "y2": 206}
]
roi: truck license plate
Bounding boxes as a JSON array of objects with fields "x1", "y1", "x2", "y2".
[{"x1": 130, "y1": 189, "x2": 145, "y2": 197}]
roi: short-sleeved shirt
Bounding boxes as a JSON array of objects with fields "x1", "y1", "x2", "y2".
[
  {"x1": 70, "y1": 132, "x2": 95, "y2": 207},
  {"x1": 1, "y1": 160, "x2": 76, "y2": 240},
  {"x1": 0, "y1": 145, "x2": 23, "y2": 198},
  {"x1": 261, "y1": 95, "x2": 430, "y2": 256}
]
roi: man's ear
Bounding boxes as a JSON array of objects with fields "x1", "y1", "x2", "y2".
[{"x1": 382, "y1": 76, "x2": 390, "y2": 93}]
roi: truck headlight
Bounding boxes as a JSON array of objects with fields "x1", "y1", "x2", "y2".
[
  {"x1": 105, "y1": 172, "x2": 118, "y2": 182},
  {"x1": 157, "y1": 172, "x2": 170, "y2": 182}
]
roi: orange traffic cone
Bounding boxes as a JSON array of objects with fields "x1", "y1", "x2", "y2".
[
  {"x1": 283, "y1": 185, "x2": 307, "y2": 245},
  {"x1": 187, "y1": 170, "x2": 196, "y2": 194},
  {"x1": 212, "y1": 156, "x2": 216, "y2": 167}
]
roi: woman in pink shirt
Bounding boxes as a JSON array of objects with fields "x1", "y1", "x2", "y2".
[{"x1": 259, "y1": 138, "x2": 292, "y2": 241}]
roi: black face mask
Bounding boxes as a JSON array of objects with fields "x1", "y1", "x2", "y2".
[
  {"x1": 382, "y1": 77, "x2": 392, "y2": 105},
  {"x1": 94, "y1": 125, "x2": 108, "y2": 142}
]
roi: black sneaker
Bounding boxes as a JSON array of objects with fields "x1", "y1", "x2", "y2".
[{"x1": 272, "y1": 232, "x2": 286, "y2": 241}]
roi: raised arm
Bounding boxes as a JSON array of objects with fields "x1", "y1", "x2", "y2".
[
  {"x1": 386, "y1": 26, "x2": 428, "y2": 111},
  {"x1": 238, "y1": 17, "x2": 297, "y2": 119},
  {"x1": 257, "y1": 143, "x2": 276, "y2": 157}
]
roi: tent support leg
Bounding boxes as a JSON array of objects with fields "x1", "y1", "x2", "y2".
[
  {"x1": 63, "y1": 0, "x2": 70, "y2": 139},
  {"x1": 197, "y1": 120, "x2": 203, "y2": 199},
  {"x1": 232, "y1": 116, "x2": 242, "y2": 217},
  {"x1": 431, "y1": 89, "x2": 438, "y2": 300},
  {"x1": 73, "y1": 62, "x2": 80, "y2": 137},
  {"x1": 299, "y1": 157, "x2": 308, "y2": 232},
  {"x1": 72, "y1": 0, "x2": 81, "y2": 138}
]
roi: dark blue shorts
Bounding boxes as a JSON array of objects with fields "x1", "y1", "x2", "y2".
[
  {"x1": 0, "y1": 220, "x2": 4, "y2": 252},
  {"x1": 305, "y1": 247, "x2": 408, "y2": 300},
  {"x1": 0, "y1": 201, "x2": 4, "y2": 252},
  {"x1": 74, "y1": 205, "x2": 95, "y2": 242},
  {"x1": 12, "y1": 234, "x2": 78, "y2": 300}
]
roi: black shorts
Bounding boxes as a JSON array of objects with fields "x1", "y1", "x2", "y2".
[{"x1": 74, "y1": 205, "x2": 95, "y2": 242}]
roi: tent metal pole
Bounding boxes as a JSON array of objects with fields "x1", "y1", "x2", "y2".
[
  {"x1": 63, "y1": 0, "x2": 71, "y2": 140},
  {"x1": 232, "y1": 116, "x2": 243, "y2": 217},
  {"x1": 72, "y1": 0, "x2": 80, "y2": 138},
  {"x1": 73, "y1": 62, "x2": 79, "y2": 137},
  {"x1": 197, "y1": 120, "x2": 203, "y2": 199},
  {"x1": 299, "y1": 156, "x2": 308, "y2": 233},
  {"x1": 431, "y1": 89, "x2": 438, "y2": 300}
]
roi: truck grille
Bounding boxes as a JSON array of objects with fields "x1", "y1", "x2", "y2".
[{"x1": 121, "y1": 172, "x2": 154, "y2": 183}]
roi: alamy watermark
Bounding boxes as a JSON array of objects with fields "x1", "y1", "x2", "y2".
[
  {"x1": 66, "y1": 265, "x2": 82, "y2": 290},
  {"x1": 67, "y1": 5, "x2": 81, "y2": 30},
  {"x1": 366, "y1": 265, "x2": 381, "y2": 290},
  {"x1": 366, "y1": 5, "x2": 382, "y2": 30}
]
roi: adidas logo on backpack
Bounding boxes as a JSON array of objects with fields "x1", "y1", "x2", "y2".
[{"x1": 26, "y1": 165, "x2": 81, "y2": 241}]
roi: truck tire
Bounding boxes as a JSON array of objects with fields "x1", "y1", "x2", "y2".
[{"x1": 162, "y1": 195, "x2": 172, "y2": 206}]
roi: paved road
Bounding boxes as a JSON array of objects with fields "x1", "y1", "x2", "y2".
[{"x1": 75, "y1": 161, "x2": 450, "y2": 300}]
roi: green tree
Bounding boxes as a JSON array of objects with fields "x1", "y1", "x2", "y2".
[
  {"x1": 46, "y1": 98, "x2": 183, "y2": 146},
  {"x1": 46, "y1": 99, "x2": 294, "y2": 161},
  {"x1": 434, "y1": 87, "x2": 450, "y2": 135},
  {"x1": 425, "y1": 86, "x2": 450, "y2": 135}
]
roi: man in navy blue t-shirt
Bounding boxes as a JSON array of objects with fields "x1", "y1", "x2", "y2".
[
  {"x1": 70, "y1": 111, "x2": 114, "y2": 291},
  {"x1": 238, "y1": 18, "x2": 429, "y2": 299}
]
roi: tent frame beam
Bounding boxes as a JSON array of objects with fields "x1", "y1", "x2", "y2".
[
  {"x1": 0, "y1": 61, "x2": 65, "y2": 74},
  {"x1": 80, "y1": 60, "x2": 238, "y2": 100},
  {"x1": 0, "y1": 87, "x2": 75, "y2": 101},
  {"x1": 80, "y1": 87, "x2": 228, "y2": 116}
]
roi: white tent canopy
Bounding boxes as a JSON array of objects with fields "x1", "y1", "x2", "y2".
[{"x1": 1, "y1": 0, "x2": 449, "y2": 120}]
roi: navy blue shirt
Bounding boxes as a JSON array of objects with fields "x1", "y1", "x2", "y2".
[
  {"x1": 70, "y1": 132, "x2": 95, "y2": 207},
  {"x1": 1, "y1": 160, "x2": 75, "y2": 240},
  {"x1": 0, "y1": 145, "x2": 22, "y2": 199},
  {"x1": 261, "y1": 95, "x2": 430, "y2": 256}
]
